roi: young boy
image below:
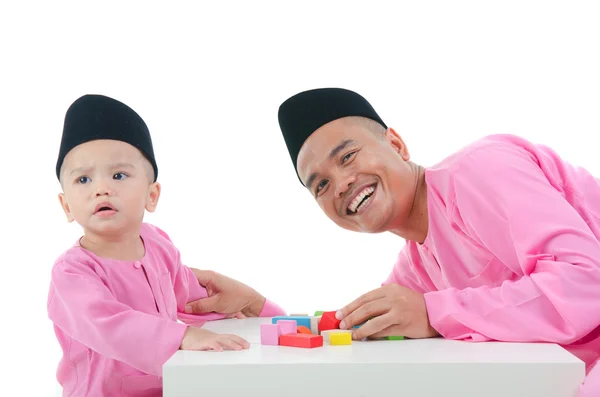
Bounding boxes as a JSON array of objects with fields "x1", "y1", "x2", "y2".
[{"x1": 47, "y1": 94, "x2": 285, "y2": 396}]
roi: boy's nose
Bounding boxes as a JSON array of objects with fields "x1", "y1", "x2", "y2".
[{"x1": 95, "y1": 181, "x2": 113, "y2": 196}]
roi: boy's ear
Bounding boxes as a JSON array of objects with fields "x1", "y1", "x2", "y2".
[
  {"x1": 58, "y1": 193, "x2": 75, "y2": 222},
  {"x1": 146, "y1": 182, "x2": 161, "y2": 213}
]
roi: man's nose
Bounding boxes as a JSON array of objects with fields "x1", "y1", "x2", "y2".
[{"x1": 334, "y1": 173, "x2": 357, "y2": 198}]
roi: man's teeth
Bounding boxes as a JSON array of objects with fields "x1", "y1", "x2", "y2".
[{"x1": 348, "y1": 186, "x2": 375, "y2": 213}]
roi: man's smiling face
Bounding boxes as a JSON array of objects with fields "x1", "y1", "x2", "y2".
[{"x1": 296, "y1": 116, "x2": 419, "y2": 234}]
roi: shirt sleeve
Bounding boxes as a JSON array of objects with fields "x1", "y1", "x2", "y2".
[
  {"x1": 258, "y1": 299, "x2": 287, "y2": 317},
  {"x1": 382, "y1": 245, "x2": 433, "y2": 294},
  {"x1": 47, "y1": 259, "x2": 188, "y2": 377},
  {"x1": 424, "y1": 143, "x2": 600, "y2": 343},
  {"x1": 173, "y1": 265, "x2": 226, "y2": 325}
]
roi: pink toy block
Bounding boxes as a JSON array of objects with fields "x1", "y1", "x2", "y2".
[
  {"x1": 277, "y1": 319, "x2": 297, "y2": 335},
  {"x1": 260, "y1": 323, "x2": 281, "y2": 345}
]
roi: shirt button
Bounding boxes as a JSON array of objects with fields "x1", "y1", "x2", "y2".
[{"x1": 134, "y1": 261, "x2": 142, "y2": 269}]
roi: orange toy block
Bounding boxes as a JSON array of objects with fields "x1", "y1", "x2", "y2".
[
  {"x1": 297, "y1": 325, "x2": 312, "y2": 334},
  {"x1": 280, "y1": 333, "x2": 323, "y2": 348},
  {"x1": 318, "y1": 311, "x2": 341, "y2": 332}
]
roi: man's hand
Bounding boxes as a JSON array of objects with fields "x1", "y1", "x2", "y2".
[
  {"x1": 184, "y1": 268, "x2": 266, "y2": 317},
  {"x1": 335, "y1": 284, "x2": 440, "y2": 340}
]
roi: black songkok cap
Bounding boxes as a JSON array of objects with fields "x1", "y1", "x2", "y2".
[
  {"x1": 56, "y1": 94, "x2": 158, "y2": 181},
  {"x1": 277, "y1": 88, "x2": 387, "y2": 184}
]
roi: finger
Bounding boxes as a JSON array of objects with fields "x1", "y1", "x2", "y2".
[
  {"x1": 199, "y1": 341, "x2": 223, "y2": 352},
  {"x1": 369, "y1": 325, "x2": 403, "y2": 340},
  {"x1": 336, "y1": 287, "x2": 388, "y2": 321},
  {"x1": 228, "y1": 334, "x2": 251, "y2": 349},
  {"x1": 185, "y1": 295, "x2": 220, "y2": 314},
  {"x1": 210, "y1": 342, "x2": 224, "y2": 352},
  {"x1": 339, "y1": 298, "x2": 389, "y2": 330},
  {"x1": 352, "y1": 313, "x2": 395, "y2": 340},
  {"x1": 218, "y1": 337, "x2": 245, "y2": 351}
]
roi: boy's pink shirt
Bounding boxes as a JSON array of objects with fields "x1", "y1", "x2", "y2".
[
  {"x1": 47, "y1": 223, "x2": 285, "y2": 397},
  {"x1": 384, "y1": 134, "x2": 600, "y2": 395}
]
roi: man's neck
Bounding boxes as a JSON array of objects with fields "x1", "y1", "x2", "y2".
[
  {"x1": 391, "y1": 164, "x2": 429, "y2": 243},
  {"x1": 80, "y1": 228, "x2": 145, "y2": 261}
]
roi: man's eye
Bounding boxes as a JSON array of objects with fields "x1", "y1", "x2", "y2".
[
  {"x1": 342, "y1": 151, "x2": 356, "y2": 164},
  {"x1": 77, "y1": 176, "x2": 90, "y2": 184},
  {"x1": 316, "y1": 179, "x2": 328, "y2": 194},
  {"x1": 113, "y1": 172, "x2": 128, "y2": 180}
]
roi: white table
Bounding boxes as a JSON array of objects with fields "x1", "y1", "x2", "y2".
[{"x1": 163, "y1": 317, "x2": 585, "y2": 397}]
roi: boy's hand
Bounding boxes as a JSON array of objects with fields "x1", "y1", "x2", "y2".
[{"x1": 180, "y1": 327, "x2": 251, "y2": 352}]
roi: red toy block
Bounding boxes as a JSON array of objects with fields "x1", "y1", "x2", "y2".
[
  {"x1": 279, "y1": 333, "x2": 323, "y2": 348},
  {"x1": 318, "y1": 311, "x2": 341, "y2": 332},
  {"x1": 297, "y1": 325, "x2": 312, "y2": 334}
]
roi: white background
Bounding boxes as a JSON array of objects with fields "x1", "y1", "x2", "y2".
[{"x1": 0, "y1": 1, "x2": 599, "y2": 395}]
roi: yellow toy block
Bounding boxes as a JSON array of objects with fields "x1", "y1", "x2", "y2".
[
  {"x1": 330, "y1": 332, "x2": 352, "y2": 345},
  {"x1": 321, "y1": 329, "x2": 350, "y2": 343}
]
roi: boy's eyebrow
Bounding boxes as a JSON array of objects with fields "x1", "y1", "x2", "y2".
[
  {"x1": 69, "y1": 166, "x2": 92, "y2": 176},
  {"x1": 68, "y1": 163, "x2": 135, "y2": 176},
  {"x1": 112, "y1": 162, "x2": 135, "y2": 170}
]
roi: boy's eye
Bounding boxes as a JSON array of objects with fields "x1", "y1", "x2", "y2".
[
  {"x1": 316, "y1": 179, "x2": 328, "y2": 194},
  {"x1": 77, "y1": 176, "x2": 91, "y2": 184},
  {"x1": 113, "y1": 172, "x2": 128, "y2": 180}
]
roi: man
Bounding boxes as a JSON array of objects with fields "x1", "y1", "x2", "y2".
[{"x1": 187, "y1": 88, "x2": 599, "y2": 395}]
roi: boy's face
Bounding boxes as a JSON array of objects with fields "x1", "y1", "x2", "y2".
[{"x1": 58, "y1": 139, "x2": 160, "y2": 237}]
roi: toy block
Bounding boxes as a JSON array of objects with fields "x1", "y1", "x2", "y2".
[
  {"x1": 318, "y1": 311, "x2": 341, "y2": 332},
  {"x1": 260, "y1": 324, "x2": 281, "y2": 345},
  {"x1": 310, "y1": 316, "x2": 321, "y2": 334},
  {"x1": 297, "y1": 325, "x2": 312, "y2": 334},
  {"x1": 272, "y1": 316, "x2": 311, "y2": 329},
  {"x1": 276, "y1": 320, "x2": 297, "y2": 335},
  {"x1": 290, "y1": 313, "x2": 308, "y2": 316},
  {"x1": 384, "y1": 336, "x2": 405, "y2": 340},
  {"x1": 280, "y1": 333, "x2": 323, "y2": 348},
  {"x1": 321, "y1": 329, "x2": 352, "y2": 343},
  {"x1": 314, "y1": 311, "x2": 324, "y2": 316},
  {"x1": 330, "y1": 332, "x2": 352, "y2": 345}
]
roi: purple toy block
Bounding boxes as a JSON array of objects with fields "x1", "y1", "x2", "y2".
[
  {"x1": 277, "y1": 319, "x2": 298, "y2": 335},
  {"x1": 260, "y1": 323, "x2": 281, "y2": 345}
]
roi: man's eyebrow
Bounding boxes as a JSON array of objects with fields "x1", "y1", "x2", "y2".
[
  {"x1": 305, "y1": 139, "x2": 357, "y2": 190},
  {"x1": 329, "y1": 139, "x2": 356, "y2": 160},
  {"x1": 306, "y1": 172, "x2": 318, "y2": 190}
]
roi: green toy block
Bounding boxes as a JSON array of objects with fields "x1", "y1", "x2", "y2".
[
  {"x1": 384, "y1": 336, "x2": 405, "y2": 340},
  {"x1": 314, "y1": 311, "x2": 324, "y2": 316}
]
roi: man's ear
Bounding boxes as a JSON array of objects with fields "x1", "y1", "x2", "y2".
[
  {"x1": 146, "y1": 182, "x2": 161, "y2": 213},
  {"x1": 58, "y1": 193, "x2": 75, "y2": 222},
  {"x1": 384, "y1": 127, "x2": 410, "y2": 161}
]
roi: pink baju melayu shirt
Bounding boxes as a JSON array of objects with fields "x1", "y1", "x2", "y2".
[
  {"x1": 47, "y1": 223, "x2": 285, "y2": 397},
  {"x1": 383, "y1": 134, "x2": 600, "y2": 396}
]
